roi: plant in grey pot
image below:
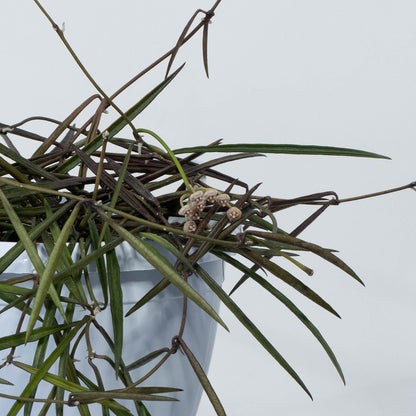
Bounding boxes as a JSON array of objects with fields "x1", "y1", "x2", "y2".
[{"x1": 0, "y1": 1, "x2": 414, "y2": 416}]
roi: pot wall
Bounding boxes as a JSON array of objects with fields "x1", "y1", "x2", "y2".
[{"x1": 0, "y1": 242, "x2": 225, "y2": 416}]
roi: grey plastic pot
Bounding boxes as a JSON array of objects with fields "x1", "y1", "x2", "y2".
[{"x1": 0, "y1": 242, "x2": 224, "y2": 416}]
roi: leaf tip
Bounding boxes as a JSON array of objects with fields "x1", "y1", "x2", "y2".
[{"x1": 218, "y1": 318, "x2": 229, "y2": 332}]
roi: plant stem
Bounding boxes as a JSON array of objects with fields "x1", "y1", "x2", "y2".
[
  {"x1": 109, "y1": 0, "x2": 224, "y2": 100},
  {"x1": 136, "y1": 128, "x2": 194, "y2": 193},
  {"x1": 32, "y1": 0, "x2": 140, "y2": 140},
  {"x1": 121, "y1": 350, "x2": 174, "y2": 390},
  {"x1": 338, "y1": 181, "x2": 416, "y2": 203},
  {"x1": 0, "y1": 392, "x2": 67, "y2": 405}
]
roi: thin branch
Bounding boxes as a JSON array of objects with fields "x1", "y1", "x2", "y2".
[
  {"x1": 110, "y1": 0, "x2": 223, "y2": 100},
  {"x1": 338, "y1": 181, "x2": 416, "y2": 203},
  {"x1": 0, "y1": 391, "x2": 67, "y2": 405},
  {"x1": 32, "y1": 0, "x2": 140, "y2": 140}
]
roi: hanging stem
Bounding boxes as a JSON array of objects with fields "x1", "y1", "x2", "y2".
[
  {"x1": 0, "y1": 392, "x2": 67, "y2": 405},
  {"x1": 121, "y1": 349, "x2": 174, "y2": 390},
  {"x1": 110, "y1": 0, "x2": 224, "y2": 100},
  {"x1": 32, "y1": 0, "x2": 141, "y2": 140},
  {"x1": 338, "y1": 181, "x2": 416, "y2": 203},
  {"x1": 136, "y1": 128, "x2": 194, "y2": 193}
]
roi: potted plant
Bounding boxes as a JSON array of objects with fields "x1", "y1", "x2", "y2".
[{"x1": 0, "y1": 1, "x2": 414, "y2": 415}]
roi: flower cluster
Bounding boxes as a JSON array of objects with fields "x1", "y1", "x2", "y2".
[{"x1": 178, "y1": 188, "x2": 242, "y2": 232}]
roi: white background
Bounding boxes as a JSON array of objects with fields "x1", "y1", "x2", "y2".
[{"x1": 1, "y1": 1, "x2": 415, "y2": 415}]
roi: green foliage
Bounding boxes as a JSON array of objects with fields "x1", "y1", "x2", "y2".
[{"x1": 0, "y1": 1, "x2": 411, "y2": 415}]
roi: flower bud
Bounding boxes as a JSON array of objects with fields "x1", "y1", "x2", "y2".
[
  {"x1": 203, "y1": 189, "x2": 217, "y2": 204},
  {"x1": 190, "y1": 210, "x2": 200, "y2": 221},
  {"x1": 189, "y1": 190, "x2": 204, "y2": 204},
  {"x1": 226, "y1": 206, "x2": 242, "y2": 221},
  {"x1": 183, "y1": 220, "x2": 197, "y2": 233},
  {"x1": 178, "y1": 204, "x2": 193, "y2": 217},
  {"x1": 216, "y1": 193, "x2": 230, "y2": 207},
  {"x1": 195, "y1": 200, "x2": 206, "y2": 212}
]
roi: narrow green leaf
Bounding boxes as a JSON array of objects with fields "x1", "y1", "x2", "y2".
[
  {"x1": 174, "y1": 143, "x2": 390, "y2": 159},
  {"x1": 43, "y1": 202, "x2": 87, "y2": 304},
  {"x1": 35, "y1": 386, "x2": 56, "y2": 416},
  {"x1": 64, "y1": 365, "x2": 94, "y2": 416},
  {"x1": 0, "y1": 283, "x2": 31, "y2": 297},
  {"x1": 56, "y1": 302, "x2": 77, "y2": 416},
  {"x1": 137, "y1": 232, "x2": 195, "y2": 273},
  {"x1": 0, "y1": 321, "x2": 77, "y2": 350},
  {"x1": 13, "y1": 361, "x2": 133, "y2": 414},
  {"x1": 0, "y1": 188, "x2": 47, "y2": 273},
  {"x1": 126, "y1": 348, "x2": 170, "y2": 370},
  {"x1": 108, "y1": 64, "x2": 185, "y2": 138},
  {"x1": 43, "y1": 201, "x2": 75, "y2": 269},
  {"x1": 242, "y1": 249, "x2": 340, "y2": 318},
  {"x1": 185, "y1": 152, "x2": 263, "y2": 175},
  {"x1": 55, "y1": 65, "x2": 185, "y2": 174},
  {"x1": 145, "y1": 152, "x2": 261, "y2": 192},
  {"x1": 125, "y1": 387, "x2": 182, "y2": 395},
  {"x1": 106, "y1": 407, "x2": 134, "y2": 416},
  {"x1": 0, "y1": 200, "x2": 76, "y2": 274},
  {"x1": 125, "y1": 278, "x2": 170, "y2": 317},
  {"x1": 0, "y1": 142, "x2": 57, "y2": 180},
  {"x1": 136, "y1": 127, "x2": 193, "y2": 192},
  {"x1": 6, "y1": 317, "x2": 88, "y2": 416},
  {"x1": 165, "y1": 10, "x2": 199, "y2": 79},
  {"x1": 0, "y1": 177, "x2": 85, "y2": 202},
  {"x1": 88, "y1": 219, "x2": 109, "y2": 305},
  {"x1": 14, "y1": 361, "x2": 88, "y2": 392},
  {"x1": 196, "y1": 265, "x2": 313, "y2": 399},
  {"x1": 0, "y1": 189, "x2": 66, "y2": 326},
  {"x1": 0, "y1": 378, "x2": 13, "y2": 385},
  {"x1": 111, "y1": 143, "x2": 133, "y2": 206},
  {"x1": 25, "y1": 202, "x2": 82, "y2": 342},
  {"x1": 0, "y1": 154, "x2": 29, "y2": 182},
  {"x1": 178, "y1": 338, "x2": 225, "y2": 415},
  {"x1": 248, "y1": 231, "x2": 364, "y2": 285},
  {"x1": 0, "y1": 290, "x2": 35, "y2": 316},
  {"x1": 217, "y1": 252, "x2": 345, "y2": 384},
  {"x1": 202, "y1": 21, "x2": 210, "y2": 78},
  {"x1": 107, "y1": 407, "x2": 135, "y2": 416},
  {"x1": 136, "y1": 403, "x2": 151, "y2": 416},
  {"x1": 32, "y1": 94, "x2": 100, "y2": 157},
  {"x1": 69, "y1": 390, "x2": 178, "y2": 404},
  {"x1": 50, "y1": 234, "x2": 124, "y2": 289},
  {"x1": 24, "y1": 298, "x2": 62, "y2": 416},
  {"x1": 99, "y1": 143, "x2": 134, "y2": 241},
  {"x1": 105, "y1": 231, "x2": 124, "y2": 375},
  {"x1": 96, "y1": 208, "x2": 228, "y2": 330}
]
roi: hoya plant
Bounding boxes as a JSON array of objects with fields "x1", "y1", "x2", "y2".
[{"x1": 0, "y1": 1, "x2": 414, "y2": 415}]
